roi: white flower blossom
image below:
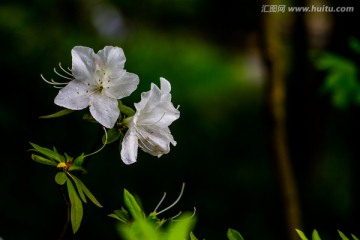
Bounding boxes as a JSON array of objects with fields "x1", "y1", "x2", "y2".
[
  {"x1": 53, "y1": 46, "x2": 139, "y2": 128},
  {"x1": 121, "y1": 77, "x2": 180, "y2": 165}
]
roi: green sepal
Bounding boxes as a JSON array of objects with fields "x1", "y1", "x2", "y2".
[
  {"x1": 39, "y1": 109, "x2": 74, "y2": 119},
  {"x1": 312, "y1": 229, "x2": 321, "y2": 240},
  {"x1": 31, "y1": 154, "x2": 58, "y2": 166},
  {"x1": 67, "y1": 179, "x2": 83, "y2": 233},
  {"x1": 227, "y1": 228, "x2": 244, "y2": 240},
  {"x1": 55, "y1": 172, "x2": 67, "y2": 185},
  {"x1": 108, "y1": 207, "x2": 130, "y2": 224},
  {"x1": 29, "y1": 142, "x2": 63, "y2": 163},
  {"x1": 71, "y1": 175, "x2": 102, "y2": 208},
  {"x1": 123, "y1": 189, "x2": 144, "y2": 220},
  {"x1": 73, "y1": 153, "x2": 85, "y2": 166},
  {"x1": 295, "y1": 229, "x2": 309, "y2": 240},
  {"x1": 118, "y1": 100, "x2": 135, "y2": 117},
  {"x1": 102, "y1": 128, "x2": 122, "y2": 144}
]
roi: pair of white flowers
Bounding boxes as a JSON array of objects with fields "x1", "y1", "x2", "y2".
[{"x1": 53, "y1": 46, "x2": 179, "y2": 164}]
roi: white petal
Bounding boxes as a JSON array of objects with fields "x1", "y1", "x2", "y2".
[
  {"x1": 89, "y1": 94, "x2": 119, "y2": 128},
  {"x1": 137, "y1": 126, "x2": 173, "y2": 157},
  {"x1": 71, "y1": 46, "x2": 97, "y2": 84},
  {"x1": 121, "y1": 130, "x2": 138, "y2": 164},
  {"x1": 97, "y1": 46, "x2": 126, "y2": 71},
  {"x1": 105, "y1": 72, "x2": 139, "y2": 99},
  {"x1": 54, "y1": 80, "x2": 90, "y2": 110}
]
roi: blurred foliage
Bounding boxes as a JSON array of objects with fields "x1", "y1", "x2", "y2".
[
  {"x1": 296, "y1": 229, "x2": 359, "y2": 240},
  {"x1": 315, "y1": 37, "x2": 360, "y2": 109}
]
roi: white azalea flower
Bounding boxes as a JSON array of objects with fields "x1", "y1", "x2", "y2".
[
  {"x1": 121, "y1": 77, "x2": 180, "y2": 165},
  {"x1": 53, "y1": 46, "x2": 139, "y2": 128}
]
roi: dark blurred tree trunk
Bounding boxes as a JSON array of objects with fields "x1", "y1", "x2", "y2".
[{"x1": 260, "y1": 1, "x2": 304, "y2": 240}]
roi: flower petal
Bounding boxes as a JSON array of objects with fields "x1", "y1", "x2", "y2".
[
  {"x1": 89, "y1": 94, "x2": 119, "y2": 128},
  {"x1": 121, "y1": 130, "x2": 138, "y2": 164},
  {"x1": 105, "y1": 72, "x2": 139, "y2": 99},
  {"x1": 97, "y1": 46, "x2": 126, "y2": 72},
  {"x1": 71, "y1": 46, "x2": 97, "y2": 84},
  {"x1": 54, "y1": 80, "x2": 90, "y2": 110}
]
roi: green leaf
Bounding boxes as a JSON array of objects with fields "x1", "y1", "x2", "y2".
[
  {"x1": 108, "y1": 208, "x2": 130, "y2": 224},
  {"x1": 190, "y1": 232, "x2": 199, "y2": 240},
  {"x1": 82, "y1": 112, "x2": 98, "y2": 123},
  {"x1": 119, "y1": 216, "x2": 158, "y2": 240},
  {"x1": 68, "y1": 165, "x2": 87, "y2": 174},
  {"x1": 39, "y1": 109, "x2": 74, "y2": 118},
  {"x1": 102, "y1": 128, "x2": 121, "y2": 144},
  {"x1": 118, "y1": 100, "x2": 135, "y2": 117},
  {"x1": 31, "y1": 154, "x2": 58, "y2": 166},
  {"x1": 351, "y1": 234, "x2": 359, "y2": 240},
  {"x1": 167, "y1": 213, "x2": 196, "y2": 240},
  {"x1": 29, "y1": 142, "x2": 63, "y2": 163},
  {"x1": 67, "y1": 179, "x2": 83, "y2": 233},
  {"x1": 71, "y1": 175, "x2": 102, "y2": 207},
  {"x1": 73, "y1": 153, "x2": 85, "y2": 166},
  {"x1": 312, "y1": 229, "x2": 321, "y2": 240},
  {"x1": 295, "y1": 229, "x2": 309, "y2": 240},
  {"x1": 123, "y1": 189, "x2": 144, "y2": 220},
  {"x1": 338, "y1": 230, "x2": 350, "y2": 240},
  {"x1": 68, "y1": 174, "x2": 87, "y2": 203},
  {"x1": 55, "y1": 172, "x2": 67, "y2": 185},
  {"x1": 227, "y1": 228, "x2": 244, "y2": 240}
]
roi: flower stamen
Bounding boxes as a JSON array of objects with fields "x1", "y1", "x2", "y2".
[{"x1": 156, "y1": 182, "x2": 186, "y2": 216}]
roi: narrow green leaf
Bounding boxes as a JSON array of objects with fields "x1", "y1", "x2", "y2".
[
  {"x1": 67, "y1": 179, "x2": 83, "y2": 233},
  {"x1": 351, "y1": 234, "x2": 359, "y2": 240},
  {"x1": 55, "y1": 172, "x2": 67, "y2": 185},
  {"x1": 67, "y1": 174, "x2": 87, "y2": 203},
  {"x1": 68, "y1": 165, "x2": 87, "y2": 174},
  {"x1": 338, "y1": 230, "x2": 350, "y2": 240},
  {"x1": 39, "y1": 109, "x2": 74, "y2": 118},
  {"x1": 312, "y1": 229, "x2": 321, "y2": 240},
  {"x1": 190, "y1": 232, "x2": 199, "y2": 240},
  {"x1": 227, "y1": 228, "x2": 244, "y2": 240},
  {"x1": 71, "y1": 175, "x2": 102, "y2": 207},
  {"x1": 295, "y1": 229, "x2": 309, "y2": 240},
  {"x1": 31, "y1": 154, "x2": 58, "y2": 166},
  {"x1": 29, "y1": 142, "x2": 62, "y2": 163},
  {"x1": 123, "y1": 189, "x2": 143, "y2": 220}
]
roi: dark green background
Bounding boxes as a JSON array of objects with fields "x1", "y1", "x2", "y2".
[{"x1": 0, "y1": 0, "x2": 359, "y2": 239}]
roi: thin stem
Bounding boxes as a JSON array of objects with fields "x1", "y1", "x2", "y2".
[
  {"x1": 58, "y1": 185, "x2": 71, "y2": 240},
  {"x1": 84, "y1": 126, "x2": 108, "y2": 158}
]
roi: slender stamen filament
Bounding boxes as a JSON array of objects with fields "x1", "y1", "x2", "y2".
[
  {"x1": 140, "y1": 112, "x2": 166, "y2": 126},
  {"x1": 156, "y1": 182, "x2": 186, "y2": 215},
  {"x1": 153, "y1": 192, "x2": 167, "y2": 213},
  {"x1": 58, "y1": 62, "x2": 73, "y2": 76},
  {"x1": 171, "y1": 207, "x2": 196, "y2": 221},
  {"x1": 40, "y1": 74, "x2": 69, "y2": 86},
  {"x1": 54, "y1": 67, "x2": 73, "y2": 80}
]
